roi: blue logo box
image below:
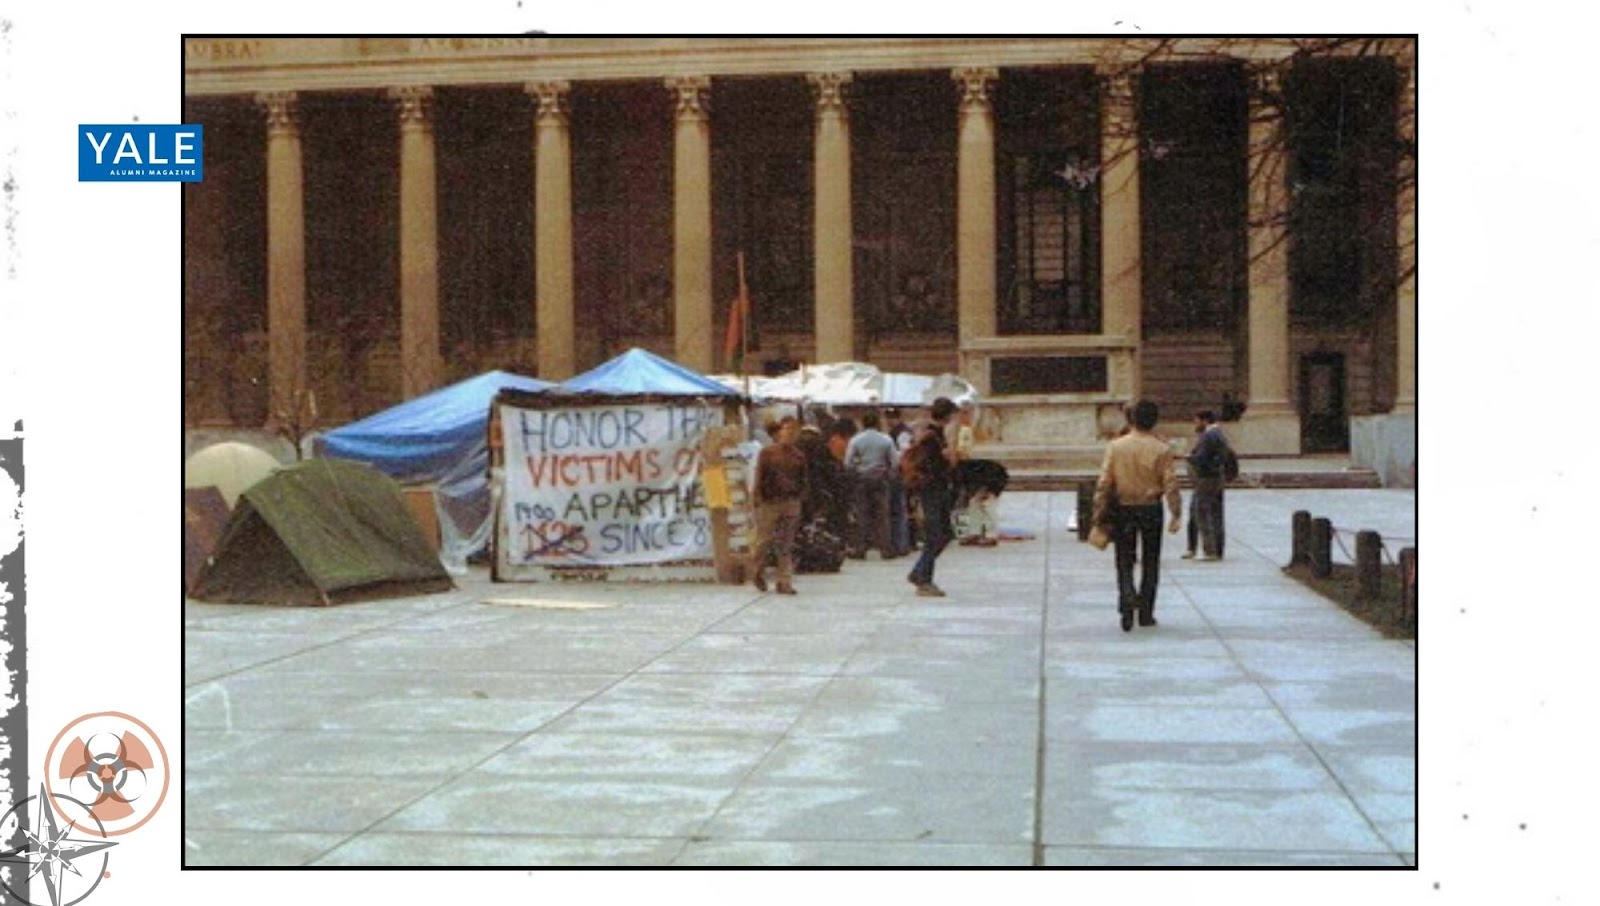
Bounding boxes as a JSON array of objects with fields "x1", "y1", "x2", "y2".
[{"x1": 79, "y1": 125, "x2": 204, "y2": 182}]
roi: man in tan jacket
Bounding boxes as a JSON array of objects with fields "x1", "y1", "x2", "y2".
[{"x1": 1093, "y1": 400, "x2": 1183, "y2": 632}]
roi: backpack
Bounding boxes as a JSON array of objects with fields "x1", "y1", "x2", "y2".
[
  {"x1": 1220, "y1": 443, "x2": 1240, "y2": 482},
  {"x1": 795, "y1": 518, "x2": 846, "y2": 573},
  {"x1": 900, "y1": 438, "x2": 932, "y2": 490}
]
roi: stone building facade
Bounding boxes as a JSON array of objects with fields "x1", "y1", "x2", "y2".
[{"x1": 183, "y1": 37, "x2": 1415, "y2": 471}]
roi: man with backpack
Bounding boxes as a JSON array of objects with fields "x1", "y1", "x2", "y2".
[
  {"x1": 1185, "y1": 409, "x2": 1236, "y2": 562},
  {"x1": 902, "y1": 397, "x2": 958, "y2": 597}
]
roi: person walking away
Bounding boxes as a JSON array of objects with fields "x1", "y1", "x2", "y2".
[
  {"x1": 844, "y1": 411, "x2": 898, "y2": 559},
  {"x1": 1093, "y1": 400, "x2": 1182, "y2": 631},
  {"x1": 751, "y1": 416, "x2": 806, "y2": 595},
  {"x1": 905, "y1": 397, "x2": 959, "y2": 597},
  {"x1": 1186, "y1": 409, "x2": 1232, "y2": 561}
]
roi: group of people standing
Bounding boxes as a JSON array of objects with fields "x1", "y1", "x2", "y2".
[
  {"x1": 748, "y1": 393, "x2": 1235, "y2": 629},
  {"x1": 749, "y1": 396, "x2": 1002, "y2": 598},
  {"x1": 1092, "y1": 402, "x2": 1236, "y2": 632}
]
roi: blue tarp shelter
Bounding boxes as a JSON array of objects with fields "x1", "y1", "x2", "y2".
[
  {"x1": 316, "y1": 370, "x2": 553, "y2": 572},
  {"x1": 557, "y1": 347, "x2": 741, "y2": 397}
]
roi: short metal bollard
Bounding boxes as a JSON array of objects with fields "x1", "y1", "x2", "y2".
[
  {"x1": 1356, "y1": 530, "x2": 1382, "y2": 599},
  {"x1": 1400, "y1": 546, "x2": 1417, "y2": 622},
  {"x1": 1076, "y1": 480, "x2": 1094, "y2": 542},
  {"x1": 1291, "y1": 510, "x2": 1312, "y2": 566},
  {"x1": 1310, "y1": 517, "x2": 1333, "y2": 578}
]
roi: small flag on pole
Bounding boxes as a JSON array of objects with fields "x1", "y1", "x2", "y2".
[{"x1": 723, "y1": 252, "x2": 751, "y2": 372}]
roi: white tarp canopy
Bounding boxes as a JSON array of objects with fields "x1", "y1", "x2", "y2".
[{"x1": 712, "y1": 362, "x2": 979, "y2": 410}]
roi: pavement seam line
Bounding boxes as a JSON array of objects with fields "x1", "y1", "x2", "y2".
[
  {"x1": 1030, "y1": 492, "x2": 1057, "y2": 867},
  {"x1": 669, "y1": 597, "x2": 900, "y2": 863},
  {"x1": 183, "y1": 593, "x2": 484, "y2": 689},
  {"x1": 1173, "y1": 547, "x2": 1408, "y2": 859},
  {"x1": 298, "y1": 590, "x2": 771, "y2": 866}
]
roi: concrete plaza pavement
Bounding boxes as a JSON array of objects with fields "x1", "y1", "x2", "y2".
[{"x1": 183, "y1": 487, "x2": 1416, "y2": 867}]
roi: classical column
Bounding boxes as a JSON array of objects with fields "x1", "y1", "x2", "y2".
[
  {"x1": 390, "y1": 85, "x2": 441, "y2": 397},
  {"x1": 528, "y1": 80, "x2": 576, "y2": 379},
  {"x1": 257, "y1": 91, "x2": 306, "y2": 427},
  {"x1": 809, "y1": 71, "x2": 854, "y2": 363},
  {"x1": 1097, "y1": 65, "x2": 1142, "y2": 400},
  {"x1": 1238, "y1": 64, "x2": 1301, "y2": 454},
  {"x1": 953, "y1": 67, "x2": 999, "y2": 390},
  {"x1": 1394, "y1": 51, "x2": 1416, "y2": 414},
  {"x1": 667, "y1": 76, "x2": 714, "y2": 372}
]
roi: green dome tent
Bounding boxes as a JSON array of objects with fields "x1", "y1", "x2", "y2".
[{"x1": 191, "y1": 459, "x2": 454, "y2": 606}]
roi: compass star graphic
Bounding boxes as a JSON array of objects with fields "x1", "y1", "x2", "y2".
[{"x1": 0, "y1": 786, "x2": 117, "y2": 906}]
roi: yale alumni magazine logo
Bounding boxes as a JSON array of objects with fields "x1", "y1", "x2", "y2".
[{"x1": 78, "y1": 125, "x2": 203, "y2": 182}]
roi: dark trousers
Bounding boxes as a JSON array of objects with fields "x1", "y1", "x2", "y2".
[
  {"x1": 1186, "y1": 493, "x2": 1198, "y2": 554},
  {"x1": 1193, "y1": 477, "x2": 1225, "y2": 557},
  {"x1": 909, "y1": 487, "x2": 953, "y2": 585},
  {"x1": 1114, "y1": 503, "x2": 1165, "y2": 616},
  {"x1": 849, "y1": 475, "x2": 893, "y2": 556},
  {"x1": 888, "y1": 479, "x2": 910, "y2": 555}
]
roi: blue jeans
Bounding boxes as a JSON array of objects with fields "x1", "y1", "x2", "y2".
[{"x1": 909, "y1": 486, "x2": 953, "y2": 585}]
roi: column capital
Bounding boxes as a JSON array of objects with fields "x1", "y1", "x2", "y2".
[
  {"x1": 255, "y1": 91, "x2": 299, "y2": 136},
  {"x1": 1096, "y1": 66, "x2": 1140, "y2": 140},
  {"x1": 952, "y1": 67, "x2": 999, "y2": 112},
  {"x1": 526, "y1": 79, "x2": 571, "y2": 125},
  {"x1": 665, "y1": 75, "x2": 712, "y2": 122},
  {"x1": 1248, "y1": 63, "x2": 1286, "y2": 106},
  {"x1": 806, "y1": 71, "x2": 852, "y2": 116},
  {"x1": 388, "y1": 85, "x2": 435, "y2": 130},
  {"x1": 1095, "y1": 64, "x2": 1139, "y2": 104}
]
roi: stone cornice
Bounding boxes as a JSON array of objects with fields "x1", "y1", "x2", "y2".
[{"x1": 186, "y1": 37, "x2": 1416, "y2": 97}]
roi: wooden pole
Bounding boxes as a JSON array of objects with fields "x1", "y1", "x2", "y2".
[
  {"x1": 1356, "y1": 530, "x2": 1382, "y2": 600},
  {"x1": 1310, "y1": 517, "x2": 1333, "y2": 578},
  {"x1": 1291, "y1": 510, "x2": 1312, "y2": 566}
]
